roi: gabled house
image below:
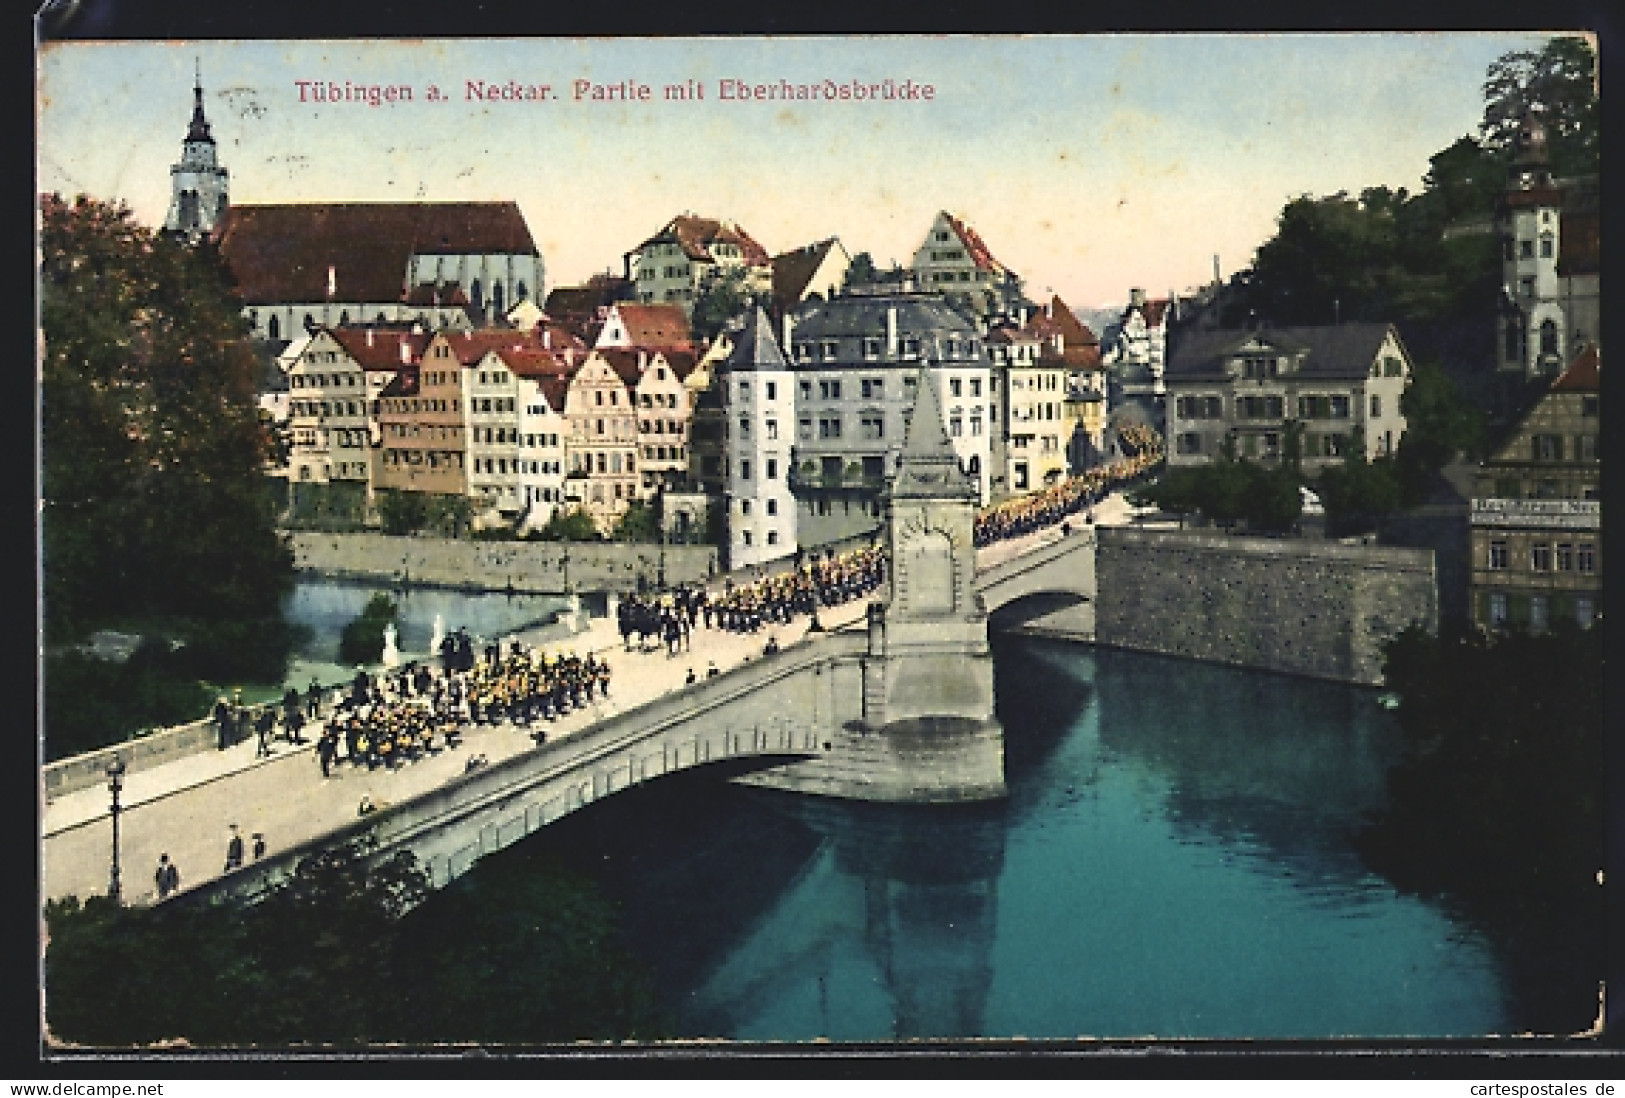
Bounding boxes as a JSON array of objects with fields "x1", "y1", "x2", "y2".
[
  {"x1": 1164, "y1": 323, "x2": 1412, "y2": 473},
  {"x1": 909, "y1": 210, "x2": 1025, "y2": 321},
  {"x1": 561, "y1": 351, "x2": 640, "y2": 533},
  {"x1": 772, "y1": 237, "x2": 852, "y2": 313},
  {"x1": 623, "y1": 213, "x2": 773, "y2": 316}
]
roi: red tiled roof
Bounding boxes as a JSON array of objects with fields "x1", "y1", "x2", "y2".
[
  {"x1": 596, "y1": 348, "x2": 646, "y2": 389},
  {"x1": 215, "y1": 202, "x2": 537, "y2": 304},
  {"x1": 1550, "y1": 344, "x2": 1599, "y2": 392},
  {"x1": 438, "y1": 329, "x2": 542, "y2": 366},
  {"x1": 772, "y1": 238, "x2": 841, "y2": 305},
  {"x1": 634, "y1": 214, "x2": 771, "y2": 267},
  {"x1": 942, "y1": 212, "x2": 1008, "y2": 275},
  {"x1": 604, "y1": 303, "x2": 695, "y2": 350},
  {"x1": 1141, "y1": 299, "x2": 1171, "y2": 328},
  {"x1": 329, "y1": 328, "x2": 430, "y2": 369}
]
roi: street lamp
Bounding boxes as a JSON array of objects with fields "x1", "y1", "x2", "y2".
[{"x1": 105, "y1": 755, "x2": 126, "y2": 904}]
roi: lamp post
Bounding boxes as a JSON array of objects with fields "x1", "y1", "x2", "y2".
[{"x1": 105, "y1": 755, "x2": 126, "y2": 904}]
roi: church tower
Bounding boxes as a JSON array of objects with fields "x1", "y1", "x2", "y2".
[
  {"x1": 1496, "y1": 111, "x2": 1565, "y2": 378},
  {"x1": 163, "y1": 62, "x2": 230, "y2": 245}
]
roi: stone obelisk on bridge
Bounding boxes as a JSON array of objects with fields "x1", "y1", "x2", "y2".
[{"x1": 740, "y1": 364, "x2": 1007, "y2": 803}]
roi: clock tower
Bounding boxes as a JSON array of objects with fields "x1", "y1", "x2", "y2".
[{"x1": 163, "y1": 62, "x2": 230, "y2": 245}]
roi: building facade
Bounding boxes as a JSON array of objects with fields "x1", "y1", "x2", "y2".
[
  {"x1": 1470, "y1": 345, "x2": 1602, "y2": 633},
  {"x1": 909, "y1": 210, "x2": 1024, "y2": 321},
  {"x1": 561, "y1": 352, "x2": 640, "y2": 533},
  {"x1": 624, "y1": 214, "x2": 773, "y2": 316},
  {"x1": 1164, "y1": 323, "x2": 1413, "y2": 474}
]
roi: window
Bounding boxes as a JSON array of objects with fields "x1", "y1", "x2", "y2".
[
  {"x1": 1540, "y1": 235, "x2": 1554, "y2": 258},
  {"x1": 798, "y1": 417, "x2": 813, "y2": 440},
  {"x1": 1489, "y1": 541, "x2": 1508, "y2": 570},
  {"x1": 1520, "y1": 239, "x2": 1534, "y2": 259},
  {"x1": 766, "y1": 499, "x2": 777, "y2": 516},
  {"x1": 1370, "y1": 395, "x2": 1382, "y2": 418},
  {"x1": 738, "y1": 417, "x2": 750, "y2": 439},
  {"x1": 950, "y1": 378, "x2": 963, "y2": 398},
  {"x1": 1539, "y1": 319, "x2": 1558, "y2": 357},
  {"x1": 766, "y1": 419, "x2": 779, "y2": 440},
  {"x1": 1531, "y1": 543, "x2": 1552, "y2": 571},
  {"x1": 819, "y1": 380, "x2": 842, "y2": 400},
  {"x1": 1582, "y1": 396, "x2": 1599, "y2": 418},
  {"x1": 862, "y1": 338, "x2": 881, "y2": 359},
  {"x1": 861, "y1": 378, "x2": 884, "y2": 399},
  {"x1": 1529, "y1": 595, "x2": 1549, "y2": 634},
  {"x1": 1576, "y1": 597, "x2": 1595, "y2": 629},
  {"x1": 742, "y1": 531, "x2": 753, "y2": 547},
  {"x1": 860, "y1": 415, "x2": 885, "y2": 440},
  {"x1": 1330, "y1": 395, "x2": 1350, "y2": 419},
  {"x1": 766, "y1": 459, "x2": 778, "y2": 480},
  {"x1": 738, "y1": 380, "x2": 751, "y2": 400},
  {"x1": 821, "y1": 340, "x2": 839, "y2": 360},
  {"x1": 741, "y1": 500, "x2": 751, "y2": 516},
  {"x1": 818, "y1": 417, "x2": 843, "y2": 439},
  {"x1": 1556, "y1": 543, "x2": 1574, "y2": 571},
  {"x1": 970, "y1": 415, "x2": 983, "y2": 436},
  {"x1": 767, "y1": 531, "x2": 780, "y2": 546},
  {"x1": 1577, "y1": 543, "x2": 1596, "y2": 573},
  {"x1": 1177, "y1": 432, "x2": 1202, "y2": 455},
  {"x1": 949, "y1": 416, "x2": 963, "y2": 437},
  {"x1": 1577, "y1": 435, "x2": 1597, "y2": 461},
  {"x1": 1520, "y1": 276, "x2": 1535, "y2": 299},
  {"x1": 1489, "y1": 592, "x2": 1509, "y2": 627},
  {"x1": 765, "y1": 381, "x2": 777, "y2": 401},
  {"x1": 970, "y1": 378, "x2": 982, "y2": 397},
  {"x1": 1532, "y1": 434, "x2": 1564, "y2": 461}
]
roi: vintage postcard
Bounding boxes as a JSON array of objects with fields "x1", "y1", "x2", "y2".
[{"x1": 36, "y1": 31, "x2": 1605, "y2": 1059}]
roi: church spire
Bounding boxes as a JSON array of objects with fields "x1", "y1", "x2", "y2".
[
  {"x1": 186, "y1": 58, "x2": 213, "y2": 144},
  {"x1": 888, "y1": 361, "x2": 978, "y2": 501}
]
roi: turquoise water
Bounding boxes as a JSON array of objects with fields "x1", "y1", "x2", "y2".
[{"x1": 456, "y1": 635, "x2": 1512, "y2": 1040}]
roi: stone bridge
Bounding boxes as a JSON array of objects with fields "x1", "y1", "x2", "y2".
[{"x1": 186, "y1": 394, "x2": 1108, "y2": 909}]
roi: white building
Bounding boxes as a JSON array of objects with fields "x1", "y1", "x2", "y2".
[
  {"x1": 623, "y1": 214, "x2": 773, "y2": 316},
  {"x1": 721, "y1": 308, "x2": 798, "y2": 568}
]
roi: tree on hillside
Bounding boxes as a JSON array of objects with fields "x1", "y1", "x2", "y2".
[
  {"x1": 1393, "y1": 361, "x2": 1487, "y2": 503},
  {"x1": 1480, "y1": 36, "x2": 1599, "y2": 177},
  {"x1": 690, "y1": 266, "x2": 762, "y2": 343},
  {"x1": 844, "y1": 251, "x2": 880, "y2": 288},
  {"x1": 40, "y1": 194, "x2": 295, "y2": 663}
]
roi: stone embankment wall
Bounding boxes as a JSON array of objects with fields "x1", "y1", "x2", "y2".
[
  {"x1": 290, "y1": 532, "x2": 720, "y2": 594},
  {"x1": 1095, "y1": 528, "x2": 1437, "y2": 686}
]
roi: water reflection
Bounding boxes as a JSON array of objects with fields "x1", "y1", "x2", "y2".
[{"x1": 283, "y1": 578, "x2": 572, "y2": 661}]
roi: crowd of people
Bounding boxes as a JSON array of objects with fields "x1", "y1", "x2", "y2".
[
  {"x1": 973, "y1": 427, "x2": 1164, "y2": 547},
  {"x1": 310, "y1": 641, "x2": 612, "y2": 777},
  {"x1": 707, "y1": 544, "x2": 886, "y2": 635}
]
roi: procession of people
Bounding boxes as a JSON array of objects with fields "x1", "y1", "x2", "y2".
[{"x1": 974, "y1": 426, "x2": 1164, "y2": 547}]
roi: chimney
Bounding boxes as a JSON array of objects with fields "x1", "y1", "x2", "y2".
[
  {"x1": 327, "y1": 265, "x2": 337, "y2": 300},
  {"x1": 399, "y1": 339, "x2": 410, "y2": 364},
  {"x1": 782, "y1": 312, "x2": 795, "y2": 351},
  {"x1": 366, "y1": 329, "x2": 375, "y2": 348},
  {"x1": 886, "y1": 306, "x2": 898, "y2": 357},
  {"x1": 543, "y1": 328, "x2": 552, "y2": 350},
  {"x1": 1019, "y1": 305, "x2": 1028, "y2": 328},
  {"x1": 1213, "y1": 255, "x2": 1221, "y2": 285}
]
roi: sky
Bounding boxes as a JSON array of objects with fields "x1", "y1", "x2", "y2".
[{"x1": 37, "y1": 33, "x2": 1563, "y2": 310}]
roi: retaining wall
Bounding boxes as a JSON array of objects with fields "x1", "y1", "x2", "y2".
[
  {"x1": 1094, "y1": 527, "x2": 1437, "y2": 685},
  {"x1": 290, "y1": 532, "x2": 720, "y2": 594}
]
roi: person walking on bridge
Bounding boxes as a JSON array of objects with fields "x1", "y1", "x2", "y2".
[{"x1": 155, "y1": 854, "x2": 179, "y2": 900}]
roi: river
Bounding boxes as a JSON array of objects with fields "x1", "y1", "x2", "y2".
[{"x1": 426, "y1": 632, "x2": 1513, "y2": 1041}]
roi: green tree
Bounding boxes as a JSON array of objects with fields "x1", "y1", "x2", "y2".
[
  {"x1": 690, "y1": 266, "x2": 761, "y2": 343},
  {"x1": 1393, "y1": 361, "x2": 1487, "y2": 504},
  {"x1": 843, "y1": 251, "x2": 880, "y2": 288},
  {"x1": 533, "y1": 506, "x2": 602, "y2": 542},
  {"x1": 338, "y1": 593, "x2": 398, "y2": 667},
  {"x1": 378, "y1": 490, "x2": 430, "y2": 535},
  {"x1": 611, "y1": 500, "x2": 662, "y2": 543},
  {"x1": 1358, "y1": 624, "x2": 1604, "y2": 1033},
  {"x1": 1480, "y1": 36, "x2": 1599, "y2": 177},
  {"x1": 40, "y1": 194, "x2": 295, "y2": 646}
]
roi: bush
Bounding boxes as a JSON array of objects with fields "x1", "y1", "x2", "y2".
[
  {"x1": 532, "y1": 506, "x2": 602, "y2": 542},
  {"x1": 337, "y1": 594, "x2": 398, "y2": 667},
  {"x1": 378, "y1": 491, "x2": 430, "y2": 536},
  {"x1": 43, "y1": 641, "x2": 216, "y2": 761}
]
